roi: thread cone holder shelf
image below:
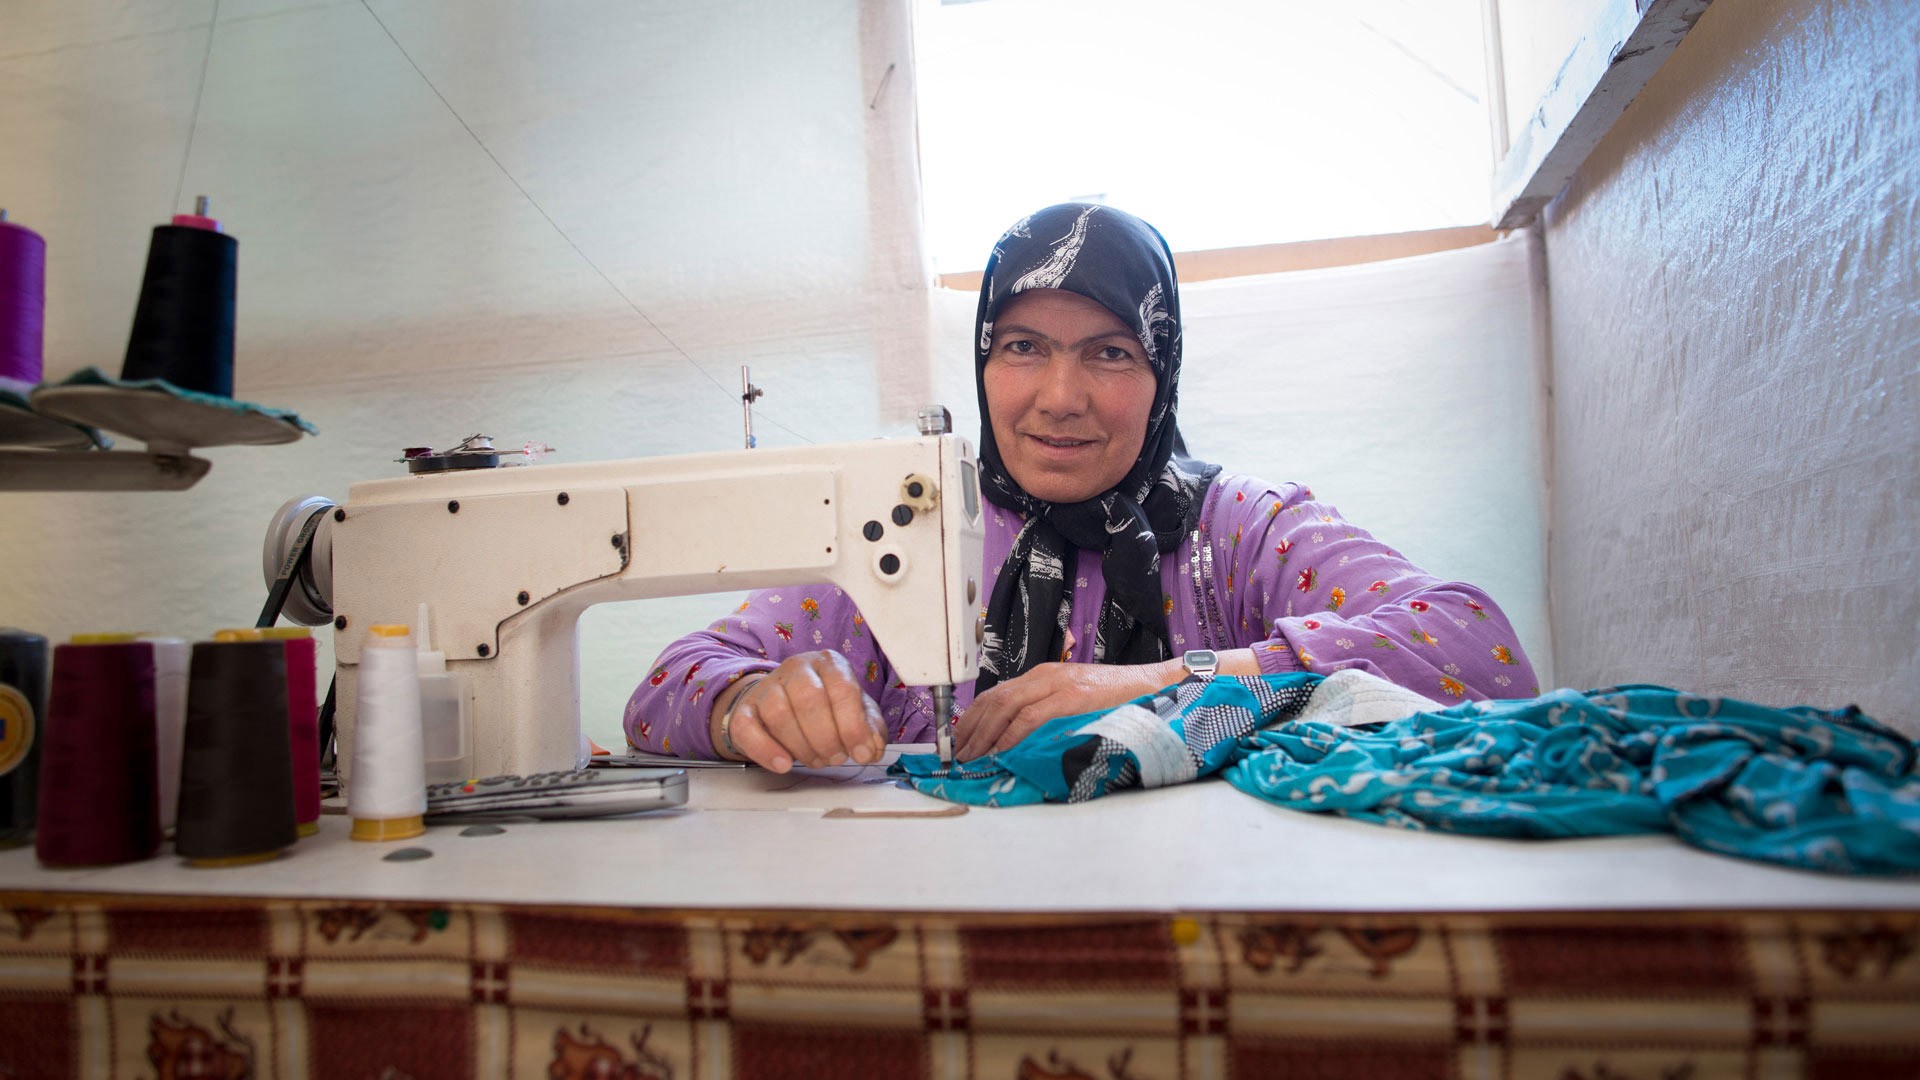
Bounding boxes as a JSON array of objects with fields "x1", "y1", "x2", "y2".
[
  {"x1": 0, "y1": 392, "x2": 102, "y2": 451},
  {"x1": 0, "y1": 381, "x2": 309, "y2": 492}
]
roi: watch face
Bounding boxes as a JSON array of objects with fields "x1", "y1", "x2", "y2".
[{"x1": 1183, "y1": 649, "x2": 1218, "y2": 674}]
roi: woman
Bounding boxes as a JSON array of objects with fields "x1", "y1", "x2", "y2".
[{"x1": 625, "y1": 203, "x2": 1538, "y2": 771}]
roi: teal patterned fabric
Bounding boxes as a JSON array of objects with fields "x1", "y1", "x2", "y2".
[
  {"x1": 1227, "y1": 685, "x2": 1920, "y2": 875},
  {"x1": 892, "y1": 674, "x2": 1321, "y2": 807},
  {"x1": 892, "y1": 678, "x2": 1920, "y2": 875}
]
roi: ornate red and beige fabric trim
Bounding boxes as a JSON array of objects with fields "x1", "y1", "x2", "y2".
[{"x1": 1, "y1": 894, "x2": 1915, "y2": 1078}]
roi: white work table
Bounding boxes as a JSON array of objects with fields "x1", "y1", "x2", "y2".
[{"x1": 4, "y1": 765, "x2": 1918, "y2": 912}]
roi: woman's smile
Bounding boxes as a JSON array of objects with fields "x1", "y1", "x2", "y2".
[{"x1": 1024, "y1": 432, "x2": 1099, "y2": 456}]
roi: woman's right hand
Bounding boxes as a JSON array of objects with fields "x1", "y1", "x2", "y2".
[{"x1": 708, "y1": 650, "x2": 887, "y2": 772}]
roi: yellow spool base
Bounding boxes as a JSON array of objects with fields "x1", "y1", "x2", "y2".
[
  {"x1": 188, "y1": 850, "x2": 282, "y2": 869},
  {"x1": 296, "y1": 821, "x2": 320, "y2": 837},
  {"x1": 351, "y1": 815, "x2": 425, "y2": 842}
]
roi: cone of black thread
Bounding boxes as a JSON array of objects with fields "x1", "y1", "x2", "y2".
[
  {"x1": 35, "y1": 642, "x2": 161, "y2": 866},
  {"x1": 0, "y1": 629, "x2": 49, "y2": 848},
  {"x1": 175, "y1": 640, "x2": 296, "y2": 862},
  {"x1": 121, "y1": 225, "x2": 238, "y2": 397}
]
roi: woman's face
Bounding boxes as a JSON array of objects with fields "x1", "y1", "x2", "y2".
[{"x1": 984, "y1": 288, "x2": 1157, "y2": 504}]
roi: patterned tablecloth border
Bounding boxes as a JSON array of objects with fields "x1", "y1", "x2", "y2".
[{"x1": 1, "y1": 893, "x2": 1916, "y2": 1080}]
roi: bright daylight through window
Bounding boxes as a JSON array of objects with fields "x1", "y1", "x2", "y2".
[{"x1": 915, "y1": 0, "x2": 1491, "y2": 271}]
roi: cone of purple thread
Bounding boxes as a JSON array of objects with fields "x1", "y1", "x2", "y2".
[
  {"x1": 35, "y1": 642, "x2": 162, "y2": 867},
  {"x1": 0, "y1": 210, "x2": 47, "y2": 396}
]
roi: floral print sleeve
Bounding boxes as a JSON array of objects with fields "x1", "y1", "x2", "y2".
[
  {"x1": 1217, "y1": 476, "x2": 1539, "y2": 704},
  {"x1": 622, "y1": 585, "x2": 904, "y2": 760}
]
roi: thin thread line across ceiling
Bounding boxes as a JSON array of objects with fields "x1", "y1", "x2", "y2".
[{"x1": 351, "y1": 0, "x2": 814, "y2": 446}]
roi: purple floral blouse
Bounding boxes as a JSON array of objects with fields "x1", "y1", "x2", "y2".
[{"x1": 624, "y1": 474, "x2": 1539, "y2": 759}]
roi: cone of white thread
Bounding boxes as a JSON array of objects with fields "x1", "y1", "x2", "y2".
[
  {"x1": 349, "y1": 624, "x2": 426, "y2": 841},
  {"x1": 141, "y1": 636, "x2": 190, "y2": 833}
]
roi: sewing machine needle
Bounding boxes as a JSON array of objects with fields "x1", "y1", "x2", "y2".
[{"x1": 932, "y1": 684, "x2": 954, "y2": 766}]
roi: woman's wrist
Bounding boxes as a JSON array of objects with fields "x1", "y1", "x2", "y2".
[
  {"x1": 1147, "y1": 648, "x2": 1257, "y2": 689},
  {"x1": 708, "y1": 674, "x2": 766, "y2": 761},
  {"x1": 1143, "y1": 657, "x2": 1186, "y2": 692},
  {"x1": 1213, "y1": 648, "x2": 1260, "y2": 677}
]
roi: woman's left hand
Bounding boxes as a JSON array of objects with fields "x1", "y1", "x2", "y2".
[{"x1": 953, "y1": 660, "x2": 1177, "y2": 761}]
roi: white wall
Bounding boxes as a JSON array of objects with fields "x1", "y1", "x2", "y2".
[
  {"x1": 1542, "y1": 0, "x2": 1920, "y2": 731},
  {"x1": 2, "y1": 0, "x2": 1552, "y2": 753}
]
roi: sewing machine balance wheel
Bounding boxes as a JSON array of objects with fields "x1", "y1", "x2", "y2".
[{"x1": 262, "y1": 494, "x2": 337, "y2": 627}]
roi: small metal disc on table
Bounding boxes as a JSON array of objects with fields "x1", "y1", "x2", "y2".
[
  {"x1": 32, "y1": 384, "x2": 306, "y2": 448},
  {"x1": 0, "y1": 396, "x2": 105, "y2": 450}
]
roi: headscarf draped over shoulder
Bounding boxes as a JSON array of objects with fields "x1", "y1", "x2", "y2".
[{"x1": 974, "y1": 203, "x2": 1220, "y2": 694}]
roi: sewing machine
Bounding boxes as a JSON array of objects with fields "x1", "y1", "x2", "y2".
[{"x1": 264, "y1": 414, "x2": 984, "y2": 781}]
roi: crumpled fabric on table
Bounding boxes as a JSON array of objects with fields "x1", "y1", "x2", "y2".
[
  {"x1": 1226, "y1": 683, "x2": 1920, "y2": 875},
  {"x1": 892, "y1": 672, "x2": 1920, "y2": 875},
  {"x1": 890, "y1": 673, "x2": 1323, "y2": 806}
]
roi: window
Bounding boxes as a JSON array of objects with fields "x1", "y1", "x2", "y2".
[{"x1": 914, "y1": 0, "x2": 1491, "y2": 271}]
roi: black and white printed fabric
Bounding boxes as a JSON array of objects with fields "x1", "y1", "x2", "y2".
[{"x1": 973, "y1": 203, "x2": 1222, "y2": 695}]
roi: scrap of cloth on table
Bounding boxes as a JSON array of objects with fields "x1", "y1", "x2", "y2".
[{"x1": 890, "y1": 670, "x2": 1920, "y2": 875}]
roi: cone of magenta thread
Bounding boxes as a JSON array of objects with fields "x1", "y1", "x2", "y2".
[
  {"x1": 175, "y1": 631, "x2": 296, "y2": 866},
  {"x1": 35, "y1": 639, "x2": 161, "y2": 867},
  {"x1": 261, "y1": 627, "x2": 321, "y2": 836},
  {"x1": 0, "y1": 211, "x2": 47, "y2": 396},
  {"x1": 0, "y1": 628, "x2": 50, "y2": 848},
  {"x1": 121, "y1": 202, "x2": 237, "y2": 396}
]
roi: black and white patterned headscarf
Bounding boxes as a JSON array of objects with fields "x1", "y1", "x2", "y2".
[{"x1": 974, "y1": 203, "x2": 1220, "y2": 694}]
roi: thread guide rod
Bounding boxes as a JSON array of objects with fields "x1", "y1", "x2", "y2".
[{"x1": 741, "y1": 365, "x2": 763, "y2": 449}]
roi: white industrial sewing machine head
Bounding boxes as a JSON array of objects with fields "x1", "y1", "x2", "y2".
[{"x1": 263, "y1": 405, "x2": 984, "y2": 780}]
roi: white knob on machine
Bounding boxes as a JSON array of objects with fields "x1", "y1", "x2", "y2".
[{"x1": 870, "y1": 545, "x2": 907, "y2": 585}]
